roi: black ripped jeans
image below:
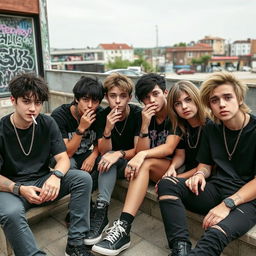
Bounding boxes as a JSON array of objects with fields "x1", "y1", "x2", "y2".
[{"x1": 157, "y1": 177, "x2": 256, "y2": 256}]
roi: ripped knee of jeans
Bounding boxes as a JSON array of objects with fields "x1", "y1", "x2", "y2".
[
  {"x1": 159, "y1": 195, "x2": 179, "y2": 201},
  {"x1": 157, "y1": 178, "x2": 180, "y2": 199},
  {"x1": 162, "y1": 176, "x2": 180, "y2": 184},
  {"x1": 211, "y1": 225, "x2": 227, "y2": 236}
]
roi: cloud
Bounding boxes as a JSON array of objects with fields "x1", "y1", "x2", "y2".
[{"x1": 46, "y1": 0, "x2": 256, "y2": 48}]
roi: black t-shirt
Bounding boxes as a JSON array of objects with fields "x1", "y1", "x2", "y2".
[
  {"x1": 0, "y1": 114, "x2": 66, "y2": 182},
  {"x1": 95, "y1": 104, "x2": 142, "y2": 151},
  {"x1": 197, "y1": 114, "x2": 256, "y2": 189},
  {"x1": 176, "y1": 119, "x2": 212, "y2": 171},
  {"x1": 148, "y1": 116, "x2": 172, "y2": 148},
  {"x1": 51, "y1": 103, "x2": 102, "y2": 153}
]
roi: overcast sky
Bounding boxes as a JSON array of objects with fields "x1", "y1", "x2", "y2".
[{"x1": 46, "y1": 0, "x2": 256, "y2": 49}]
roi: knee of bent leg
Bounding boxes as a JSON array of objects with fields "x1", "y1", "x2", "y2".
[
  {"x1": 0, "y1": 201, "x2": 25, "y2": 224},
  {"x1": 157, "y1": 177, "x2": 179, "y2": 198},
  {"x1": 68, "y1": 169, "x2": 93, "y2": 191},
  {"x1": 212, "y1": 225, "x2": 227, "y2": 236}
]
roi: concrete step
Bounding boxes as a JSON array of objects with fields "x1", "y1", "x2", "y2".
[{"x1": 112, "y1": 180, "x2": 256, "y2": 256}]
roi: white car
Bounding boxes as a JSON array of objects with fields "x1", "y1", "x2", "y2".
[
  {"x1": 226, "y1": 66, "x2": 236, "y2": 72},
  {"x1": 104, "y1": 69, "x2": 140, "y2": 76},
  {"x1": 242, "y1": 66, "x2": 252, "y2": 72}
]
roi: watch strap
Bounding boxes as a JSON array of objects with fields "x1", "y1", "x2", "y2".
[
  {"x1": 13, "y1": 183, "x2": 21, "y2": 195},
  {"x1": 52, "y1": 170, "x2": 64, "y2": 179},
  {"x1": 139, "y1": 132, "x2": 149, "y2": 138}
]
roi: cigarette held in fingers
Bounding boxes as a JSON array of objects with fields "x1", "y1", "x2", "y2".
[
  {"x1": 115, "y1": 108, "x2": 118, "y2": 114},
  {"x1": 32, "y1": 115, "x2": 37, "y2": 125}
]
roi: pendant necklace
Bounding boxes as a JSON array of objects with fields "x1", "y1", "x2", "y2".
[
  {"x1": 223, "y1": 113, "x2": 246, "y2": 161},
  {"x1": 187, "y1": 126, "x2": 202, "y2": 149},
  {"x1": 11, "y1": 114, "x2": 35, "y2": 156},
  {"x1": 114, "y1": 117, "x2": 128, "y2": 136}
]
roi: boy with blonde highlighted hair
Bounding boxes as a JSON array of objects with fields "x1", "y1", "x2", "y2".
[
  {"x1": 83, "y1": 73, "x2": 141, "y2": 246},
  {"x1": 158, "y1": 72, "x2": 256, "y2": 256}
]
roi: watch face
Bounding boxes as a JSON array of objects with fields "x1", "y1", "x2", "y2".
[
  {"x1": 224, "y1": 198, "x2": 235, "y2": 210},
  {"x1": 53, "y1": 170, "x2": 64, "y2": 179}
]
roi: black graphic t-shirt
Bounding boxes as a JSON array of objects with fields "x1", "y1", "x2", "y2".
[{"x1": 148, "y1": 116, "x2": 172, "y2": 148}]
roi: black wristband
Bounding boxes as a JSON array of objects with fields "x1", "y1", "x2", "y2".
[
  {"x1": 139, "y1": 132, "x2": 149, "y2": 138},
  {"x1": 75, "y1": 128, "x2": 84, "y2": 136},
  {"x1": 120, "y1": 150, "x2": 126, "y2": 158},
  {"x1": 103, "y1": 134, "x2": 111, "y2": 139}
]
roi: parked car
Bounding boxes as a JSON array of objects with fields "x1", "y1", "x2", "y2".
[
  {"x1": 242, "y1": 66, "x2": 252, "y2": 72},
  {"x1": 176, "y1": 69, "x2": 196, "y2": 75},
  {"x1": 104, "y1": 69, "x2": 140, "y2": 76},
  {"x1": 211, "y1": 66, "x2": 223, "y2": 72},
  {"x1": 226, "y1": 66, "x2": 236, "y2": 72}
]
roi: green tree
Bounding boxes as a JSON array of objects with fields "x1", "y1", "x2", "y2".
[
  {"x1": 131, "y1": 57, "x2": 154, "y2": 72},
  {"x1": 106, "y1": 57, "x2": 131, "y2": 70},
  {"x1": 173, "y1": 42, "x2": 187, "y2": 47}
]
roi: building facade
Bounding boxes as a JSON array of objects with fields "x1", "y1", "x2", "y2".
[
  {"x1": 165, "y1": 43, "x2": 213, "y2": 66},
  {"x1": 98, "y1": 43, "x2": 134, "y2": 63},
  {"x1": 199, "y1": 36, "x2": 225, "y2": 56}
]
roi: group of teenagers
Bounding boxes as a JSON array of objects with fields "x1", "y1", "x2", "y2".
[{"x1": 0, "y1": 71, "x2": 256, "y2": 256}]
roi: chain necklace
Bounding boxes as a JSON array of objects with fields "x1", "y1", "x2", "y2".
[
  {"x1": 223, "y1": 113, "x2": 246, "y2": 161},
  {"x1": 11, "y1": 114, "x2": 35, "y2": 156},
  {"x1": 114, "y1": 117, "x2": 128, "y2": 136},
  {"x1": 187, "y1": 126, "x2": 202, "y2": 149}
]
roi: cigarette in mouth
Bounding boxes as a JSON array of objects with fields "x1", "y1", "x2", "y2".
[
  {"x1": 32, "y1": 115, "x2": 37, "y2": 125},
  {"x1": 115, "y1": 109, "x2": 118, "y2": 114}
]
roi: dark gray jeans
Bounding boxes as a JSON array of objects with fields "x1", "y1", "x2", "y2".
[
  {"x1": 0, "y1": 169, "x2": 92, "y2": 256},
  {"x1": 97, "y1": 158, "x2": 127, "y2": 203}
]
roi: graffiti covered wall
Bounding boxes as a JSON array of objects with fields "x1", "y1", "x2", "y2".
[{"x1": 0, "y1": 14, "x2": 38, "y2": 93}]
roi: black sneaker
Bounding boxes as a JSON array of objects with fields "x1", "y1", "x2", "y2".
[
  {"x1": 170, "y1": 241, "x2": 191, "y2": 256},
  {"x1": 84, "y1": 201, "x2": 109, "y2": 245},
  {"x1": 65, "y1": 243, "x2": 95, "y2": 256},
  {"x1": 92, "y1": 219, "x2": 131, "y2": 256}
]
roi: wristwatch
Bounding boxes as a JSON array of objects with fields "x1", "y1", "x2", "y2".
[
  {"x1": 52, "y1": 170, "x2": 64, "y2": 180},
  {"x1": 139, "y1": 132, "x2": 149, "y2": 138},
  {"x1": 223, "y1": 198, "x2": 236, "y2": 210},
  {"x1": 13, "y1": 183, "x2": 21, "y2": 195}
]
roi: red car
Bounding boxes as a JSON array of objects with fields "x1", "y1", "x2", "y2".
[{"x1": 176, "y1": 69, "x2": 196, "y2": 75}]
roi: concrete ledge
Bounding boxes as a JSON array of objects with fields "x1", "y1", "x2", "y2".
[{"x1": 112, "y1": 180, "x2": 256, "y2": 256}]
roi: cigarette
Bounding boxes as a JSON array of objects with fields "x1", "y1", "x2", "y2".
[
  {"x1": 115, "y1": 109, "x2": 118, "y2": 114},
  {"x1": 32, "y1": 115, "x2": 37, "y2": 125}
]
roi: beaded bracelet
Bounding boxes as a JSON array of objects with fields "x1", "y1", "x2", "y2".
[{"x1": 193, "y1": 170, "x2": 205, "y2": 177}]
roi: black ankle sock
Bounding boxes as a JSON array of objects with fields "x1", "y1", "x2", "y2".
[{"x1": 120, "y1": 212, "x2": 134, "y2": 225}]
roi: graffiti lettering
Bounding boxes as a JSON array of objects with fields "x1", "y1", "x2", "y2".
[{"x1": 0, "y1": 16, "x2": 36, "y2": 92}]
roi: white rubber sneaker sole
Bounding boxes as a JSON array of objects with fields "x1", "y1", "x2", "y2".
[
  {"x1": 92, "y1": 241, "x2": 131, "y2": 256},
  {"x1": 84, "y1": 223, "x2": 109, "y2": 245}
]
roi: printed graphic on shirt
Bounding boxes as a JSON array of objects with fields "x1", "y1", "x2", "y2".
[{"x1": 68, "y1": 130, "x2": 96, "y2": 155}]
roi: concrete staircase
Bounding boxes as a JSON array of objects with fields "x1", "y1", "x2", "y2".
[{"x1": 112, "y1": 180, "x2": 256, "y2": 256}]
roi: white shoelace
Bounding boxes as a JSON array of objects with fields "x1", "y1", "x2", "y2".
[{"x1": 104, "y1": 220, "x2": 127, "y2": 244}]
